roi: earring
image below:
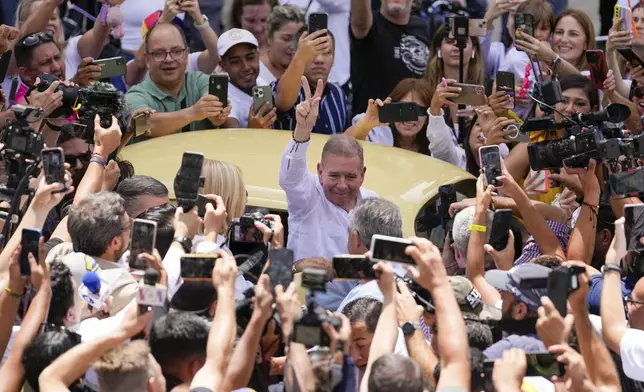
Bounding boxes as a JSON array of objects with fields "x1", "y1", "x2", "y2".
[
  {"x1": 471, "y1": 51, "x2": 476, "y2": 59},
  {"x1": 437, "y1": 50, "x2": 442, "y2": 59}
]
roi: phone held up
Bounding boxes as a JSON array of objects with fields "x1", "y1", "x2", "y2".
[
  {"x1": 129, "y1": 219, "x2": 158, "y2": 270},
  {"x1": 370, "y1": 234, "x2": 415, "y2": 265},
  {"x1": 479, "y1": 145, "x2": 502, "y2": 187},
  {"x1": 209, "y1": 74, "x2": 229, "y2": 107},
  {"x1": 20, "y1": 228, "x2": 42, "y2": 276},
  {"x1": 41, "y1": 147, "x2": 66, "y2": 191}
]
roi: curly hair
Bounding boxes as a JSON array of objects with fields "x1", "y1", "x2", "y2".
[{"x1": 48, "y1": 261, "x2": 75, "y2": 326}]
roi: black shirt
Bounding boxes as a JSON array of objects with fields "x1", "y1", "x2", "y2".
[{"x1": 350, "y1": 11, "x2": 430, "y2": 114}]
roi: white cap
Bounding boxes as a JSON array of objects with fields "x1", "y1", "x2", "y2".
[{"x1": 217, "y1": 28, "x2": 259, "y2": 57}]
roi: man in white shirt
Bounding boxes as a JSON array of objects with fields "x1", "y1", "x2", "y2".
[
  {"x1": 279, "y1": 77, "x2": 377, "y2": 265},
  {"x1": 278, "y1": 0, "x2": 351, "y2": 87},
  {"x1": 218, "y1": 28, "x2": 277, "y2": 129}
]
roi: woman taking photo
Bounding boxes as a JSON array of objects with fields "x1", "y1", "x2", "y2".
[
  {"x1": 259, "y1": 5, "x2": 305, "y2": 83},
  {"x1": 345, "y1": 78, "x2": 466, "y2": 169}
]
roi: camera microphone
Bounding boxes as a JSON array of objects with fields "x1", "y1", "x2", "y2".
[
  {"x1": 576, "y1": 103, "x2": 631, "y2": 125},
  {"x1": 79, "y1": 270, "x2": 112, "y2": 310},
  {"x1": 137, "y1": 267, "x2": 167, "y2": 313}
]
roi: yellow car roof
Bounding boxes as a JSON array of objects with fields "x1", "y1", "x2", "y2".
[{"x1": 119, "y1": 129, "x2": 476, "y2": 236}]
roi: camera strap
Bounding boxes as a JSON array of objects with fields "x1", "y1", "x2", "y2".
[{"x1": 180, "y1": 97, "x2": 191, "y2": 133}]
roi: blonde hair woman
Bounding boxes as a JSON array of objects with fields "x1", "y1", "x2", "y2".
[{"x1": 201, "y1": 158, "x2": 247, "y2": 228}]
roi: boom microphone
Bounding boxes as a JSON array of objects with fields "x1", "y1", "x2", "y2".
[{"x1": 576, "y1": 104, "x2": 631, "y2": 125}]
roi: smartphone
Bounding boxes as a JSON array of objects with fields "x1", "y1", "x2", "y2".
[
  {"x1": 485, "y1": 353, "x2": 565, "y2": 378},
  {"x1": 252, "y1": 85, "x2": 273, "y2": 115},
  {"x1": 92, "y1": 56, "x2": 127, "y2": 79},
  {"x1": 308, "y1": 12, "x2": 328, "y2": 34},
  {"x1": 231, "y1": 220, "x2": 264, "y2": 243},
  {"x1": 41, "y1": 147, "x2": 65, "y2": 186},
  {"x1": 196, "y1": 194, "x2": 216, "y2": 218},
  {"x1": 20, "y1": 228, "x2": 41, "y2": 276},
  {"x1": 624, "y1": 204, "x2": 644, "y2": 251},
  {"x1": 438, "y1": 184, "x2": 457, "y2": 231},
  {"x1": 370, "y1": 234, "x2": 415, "y2": 264},
  {"x1": 448, "y1": 16, "x2": 469, "y2": 40},
  {"x1": 489, "y1": 209, "x2": 513, "y2": 251},
  {"x1": 479, "y1": 146, "x2": 502, "y2": 187},
  {"x1": 585, "y1": 50, "x2": 608, "y2": 90},
  {"x1": 378, "y1": 102, "x2": 419, "y2": 123},
  {"x1": 608, "y1": 168, "x2": 644, "y2": 196},
  {"x1": 529, "y1": 169, "x2": 550, "y2": 194},
  {"x1": 615, "y1": 5, "x2": 633, "y2": 32},
  {"x1": 180, "y1": 254, "x2": 217, "y2": 281},
  {"x1": 617, "y1": 47, "x2": 644, "y2": 68},
  {"x1": 515, "y1": 13, "x2": 535, "y2": 51},
  {"x1": 174, "y1": 152, "x2": 204, "y2": 207},
  {"x1": 265, "y1": 248, "x2": 294, "y2": 290},
  {"x1": 469, "y1": 18, "x2": 487, "y2": 37},
  {"x1": 496, "y1": 71, "x2": 515, "y2": 109},
  {"x1": 449, "y1": 83, "x2": 487, "y2": 106},
  {"x1": 134, "y1": 112, "x2": 151, "y2": 137},
  {"x1": 209, "y1": 74, "x2": 229, "y2": 107},
  {"x1": 547, "y1": 267, "x2": 572, "y2": 316},
  {"x1": 333, "y1": 255, "x2": 378, "y2": 280},
  {"x1": 129, "y1": 219, "x2": 157, "y2": 270}
]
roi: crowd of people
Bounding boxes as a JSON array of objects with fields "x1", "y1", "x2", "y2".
[{"x1": 0, "y1": 0, "x2": 642, "y2": 392}]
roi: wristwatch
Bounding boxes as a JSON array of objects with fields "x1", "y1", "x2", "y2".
[
  {"x1": 401, "y1": 322, "x2": 420, "y2": 337},
  {"x1": 173, "y1": 236, "x2": 192, "y2": 252},
  {"x1": 194, "y1": 14, "x2": 210, "y2": 30},
  {"x1": 602, "y1": 263, "x2": 622, "y2": 276}
]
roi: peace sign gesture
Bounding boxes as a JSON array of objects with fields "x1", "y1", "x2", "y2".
[{"x1": 293, "y1": 76, "x2": 323, "y2": 142}]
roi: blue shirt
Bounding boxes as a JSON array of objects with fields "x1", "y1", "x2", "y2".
[
  {"x1": 586, "y1": 274, "x2": 634, "y2": 315},
  {"x1": 271, "y1": 79, "x2": 348, "y2": 135}
]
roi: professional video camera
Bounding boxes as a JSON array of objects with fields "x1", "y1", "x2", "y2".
[
  {"x1": 293, "y1": 268, "x2": 341, "y2": 347},
  {"x1": 32, "y1": 74, "x2": 126, "y2": 142}
]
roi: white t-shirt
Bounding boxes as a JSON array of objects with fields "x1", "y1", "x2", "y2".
[
  {"x1": 64, "y1": 35, "x2": 82, "y2": 81},
  {"x1": 620, "y1": 328, "x2": 644, "y2": 381},
  {"x1": 259, "y1": 61, "x2": 277, "y2": 85},
  {"x1": 119, "y1": 0, "x2": 185, "y2": 52},
  {"x1": 228, "y1": 76, "x2": 267, "y2": 127}
]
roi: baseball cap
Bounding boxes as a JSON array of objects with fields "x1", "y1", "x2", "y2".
[
  {"x1": 217, "y1": 28, "x2": 258, "y2": 57},
  {"x1": 449, "y1": 276, "x2": 501, "y2": 321},
  {"x1": 485, "y1": 263, "x2": 552, "y2": 312}
]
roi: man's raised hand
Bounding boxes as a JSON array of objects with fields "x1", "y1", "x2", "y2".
[{"x1": 293, "y1": 77, "x2": 323, "y2": 141}]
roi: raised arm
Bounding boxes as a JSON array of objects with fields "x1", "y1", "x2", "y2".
[
  {"x1": 566, "y1": 160, "x2": 600, "y2": 264},
  {"x1": 39, "y1": 304, "x2": 152, "y2": 392},
  {"x1": 601, "y1": 217, "x2": 628, "y2": 355},
  {"x1": 427, "y1": 80, "x2": 467, "y2": 169},
  {"x1": 605, "y1": 20, "x2": 633, "y2": 98},
  {"x1": 76, "y1": 14, "x2": 111, "y2": 60},
  {"x1": 344, "y1": 98, "x2": 390, "y2": 140},
  {"x1": 279, "y1": 78, "x2": 323, "y2": 215},
  {"x1": 19, "y1": 0, "x2": 61, "y2": 38},
  {"x1": 0, "y1": 246, "x2": 24, "y2": 360},
  {"x1": 221, "y1": 275, "x2": 274, "y2": 391},
  {"x1": 190, "y1": 250, "x2": 238, "y2": 391},
  {"x1": 450, "y1": 196, "x2": 568, "y2": 224},
  {"x1": 360, "y1": 261, "x2": 398, "y2": 392},
  {"x1": 408, "y1": 237, "x2": 470, "y2": 390},
  {"x1": 275, "y1": 30, "x2": 330, "y2": 112},
  {"x1": 350, "y1": 0, "x2": 373, "y2": 40}
]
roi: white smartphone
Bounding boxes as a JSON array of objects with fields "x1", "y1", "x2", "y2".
[
  {"x1": 529, "y1": 169, "x2": 550, "y2": 194},
  {"x1": 370, "y1": 234, "x2": 415, "y2": 264}
]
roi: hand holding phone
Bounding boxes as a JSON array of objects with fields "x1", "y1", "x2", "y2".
[
  {"x1": 41, "y1": 147, "x2": 66, "y2": 188},
  {"x1": 479, "y1": 146, "x2": 502, "y2": 187},
  {"x1": 370, "y1": 234, "x2": 415, "y2": 264},
  {"x1": 91, "y1": 56, "x2": 127, "y2": 79},
  {"x1": 129, "y1": 219, "x2": 157, "y2": 270},
  {"x1": 20, "y1": 228, "x2": 42, "y2": 276},
  {"x1": 209, "y1": 74, "x2": 229, "y2": 107},
  {"x1": 308, "y1": 13, "x2": 328, "y2": 34}
]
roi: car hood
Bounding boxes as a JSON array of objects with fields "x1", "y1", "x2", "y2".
[{"x1": 120, "y1": 129, "x2": 476, "y2": 236}]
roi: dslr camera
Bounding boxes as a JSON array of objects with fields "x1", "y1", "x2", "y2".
[
  {"x1": 1, "y1": 105, "x2": 44, "y2": 158},
  {"x1": 230, "y1": 211, "x2": 274, "y2": 244},
  {"x1": 293, "y1": 268, "x2": 341, "y2": 347}
]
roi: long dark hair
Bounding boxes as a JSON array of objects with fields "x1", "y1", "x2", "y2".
[
  {"x1": 388, "y1": 78, "x2": 432, "y2": 156},
  {"x1": 230, "y1": 0, "x2": 276, "y2": 29}
]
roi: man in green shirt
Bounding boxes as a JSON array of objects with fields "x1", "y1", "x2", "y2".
[{"x1": 125, "y1": 22, "x2": 230, "y2": 143}]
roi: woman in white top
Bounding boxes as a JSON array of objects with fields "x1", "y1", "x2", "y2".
[
  {"x1": 345, "y1": 78, "x2": 467, "y2": 170},
  {"x1": 259, "y1": 5, "x2": 305, "y2": 84},
  {"x1": 120, "y1": 0, "x2": 168, "y2": 54}
]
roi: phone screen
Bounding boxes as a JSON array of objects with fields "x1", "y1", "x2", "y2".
[
  {"x1": 175, "y1": 152, "x2": 204, "y2": 202},
  {"x1": 480, "y1": 147, "x2": 502, "y2": 187},
  {"x1": 547, "y1": 268, "x2": 570, "y2": 316},
  {"x1": 209, "y1": 74, "x2": 229, "y2": 107},
  {"x1": 20, "y1": 228, "x2": 41, "y2": 276},
  {"x1": 130, "y1": 220, "x2": 157, "y2": 270},
  {"x1": 496, "y1": 72, "x2": 515, "y2": 109},
  {"x1": 525, "y1": 353, "x2": 565, "y2": 377},
  {"x1": 266, "y1": 248, "x2": 294, "y2": 290},
  {"x1": 625, "y1": 204, "x2": 644, "y2": 251},
  {"x1": 42, "y1": 148, "x2": 65, "y2": 185},
  {"x1": 180, "y1": 255, "x2": 217, "y2": 280},
  {"x1": 371, "y1": 237, "x2": 415, "y2": 264},
  {"x1": 233, "y1": 223, "x2": 264, "y2": 243},
  {"x1": 333, "y1": 256, "x2": 377, "y2": 279}
]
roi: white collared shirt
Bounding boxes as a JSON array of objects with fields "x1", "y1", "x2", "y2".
[
  {"x1": 228, "y1": 76, "x2": 267, "y2": 128},
  {"x1": 279, "y1": 138, "x2": 377, "y2": 261}
]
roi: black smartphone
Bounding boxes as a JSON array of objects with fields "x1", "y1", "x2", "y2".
[
  {"x1": 496, "y1": 71, "x2": 515, "y2": 109},
  {"x1": 196, "y1": 194, "x2": 216, "y2": 218},
  {"x1": 180, "y1": 254, "x2": 217, "y2": 281},
  {"x1": 448, "y1": 16, "x2": 469, "y2": 40},
  {"x1": 174, "y1": 152, "x2": 204, "y2": 208},
  {"x1": 41, "y1": 147, "x2": 65, "y2": 186},
  {"x1": 332, "y1": 255, "x2": 377, "y2": 280},
  {"x1": 129, "y1": 219, "x2": 157, "y2": 270},
  {"x1": 617, "y1": 47, "x2": 644, "y2": 68},
  {"x1": 308, "y1": 12, "x2": 328, "y2": 34},
  {"x1": 20, "y1": 228, "x2": 41, "y2": 276},
  {"x1": 547, "y1": 267, "x2": 571, "y2": 316},
  {"x1": 91, "y1": 56, "x2": 127, "y2": 79},
  {"x1": 370, "y1": 234, "x2": 415, "y2": 264},
  {"x1": 608, "y1": 169, "x2": 644, "y2": 196},
  {"x1": 438, "y1": 184, "x2": 457, "y2": 231},
  {"x1": 265, "y1": 248, "x2": 294, "y2": 290},
  {"x1": 209, "y1": 74, "x2": 229, "y2": 107},
  {"x1": 525, "y1": 353, "x2": 566, "y2": 377},
  {"x1": 515, "y1": 13, "x2": 535, "y2": 38},
  {"x1": 625, "y1": 204, "x2": 644, "y2": 251},
  {"x1": 479, "y1": 146, "x2": 502, "y2": 187},
  {"x1": 378, "y1": 102, "x2": 419, "y2": 123},
  {"x1": 489, "y1": 209, "x2": 513, "y2": 251}
]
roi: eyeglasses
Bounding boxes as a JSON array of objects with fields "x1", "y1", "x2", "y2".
[
  {"x1": 625, "y1": 295, "x2": 644, "y2": 306},
  {"x1": 22, "y1": 31, "x2": 54, "y2": 47},
  {"x1": 65, "y1": 151, "x2": 92, "y2": 166},
  {"x1": 146, "y1": 47, "x2": 187, "y2": 62}
]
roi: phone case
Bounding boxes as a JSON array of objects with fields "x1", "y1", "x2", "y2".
[
  {"x1": 468, "y1": 19, "x2": 487, "y2": 37},
  {"x1": 547, "y1": 268, "x2": 571, "y2": 316},
  {"x1": 41, "y1": 147, "x2": 65, "y2": 185},
  {"x1": 252, "y1": 85, "x2": 273, "y2": 115},
  {"x1": 209, "y1": 74, "x2": 229, "y2": 107},
  {"x1": 586, "y1": 50, "x2": 608, "y2": 89},
  {"x1": 496, "y1": 71, "x2": 515, "y2": 109},
  {"x1": 20, "y1": 228, "x2": 42, "y2": 276},
  {"x1": 529, "y1": 169, "x2": 550, "y2": 194},
  {"x1": 490, "y1": 209, "x2": 513, "y2": 251},
  {"x1": 479, "y1": 145, "x2": 502, "y2": 187},
  {"x1": 308, "y1": 13, "x2": 328, "y2": 34},
  {"x1": 450, "y1": 83, "x2": 487, "y2": 106},
  {"x1": 94, "y1": 56, "x2": 127, "y2": 79},
  {"x1": 615, "y1": 5, "x2": 633, "y2": 32},
  {"x1": 617, "y1": 48, "x2": 644, "y2": 68},
  {"x1": 370, "y1": 234, "x2": 415, "y2": 264},
  {"x1": 378, "y1": 103, "x2": 418, "y2": 123},
  {"x1": 134, "y1": 114, "x2": 151, "y2": 137}
]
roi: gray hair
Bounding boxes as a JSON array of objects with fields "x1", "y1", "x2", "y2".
[
  {"x1": 322, "y1": 135, "x2": 364, "y2": 168},
  {"x1": 267, "y1": 5, "x2": 305, "y2": 38},
  {"x1": 116, "y1": 175, "x2": 168, "y2": 217},
  {"x1": 452, "y1": 206, "x2": 493, "y2": 258},
  {"x1": 68, "y1": 192, "x2": 127, "y2": 256},
  {"x1": 348, "y1": 197, "x2": 402, "y2": 249}
]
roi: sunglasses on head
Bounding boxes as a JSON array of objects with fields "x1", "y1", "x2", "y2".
[{"x1": 21, "y1": 31, "x2": 54, "y2": 47}]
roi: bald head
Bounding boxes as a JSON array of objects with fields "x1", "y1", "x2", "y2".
[
  {"x1": 321, "y1": 135, "x2": 364, "y2": 167},
  {"x1": 144, "y1": 22, "x2": 187, "y2": 53}
]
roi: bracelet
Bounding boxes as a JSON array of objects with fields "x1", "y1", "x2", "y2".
[
  {"x1": 582, "y1": 201, "x2": 599, "y2": 214},
  {"x1": 602, "y1": 263, "x2": 622, "y2": 276},
  {"x1": 4, "y1": 287, "x2": 22, "y2": 298},
  {"x1": 292, "y1": 131, "x2": 310, "y2": 144},
  {"x1": 469, "y1": 224, "x2": 487, "y2": 232},
  {"x1": 90, "y1": 153, "x2": 107, "y2": 167}
]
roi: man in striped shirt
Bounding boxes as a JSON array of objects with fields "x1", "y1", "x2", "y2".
[{"x1": 272, "y1": 27, "x2": 348, "y2": 134}]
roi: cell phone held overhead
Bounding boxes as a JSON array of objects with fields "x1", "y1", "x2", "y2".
[{"x1": 370, "y1": 234, "x2": 415, "y2": 264}]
